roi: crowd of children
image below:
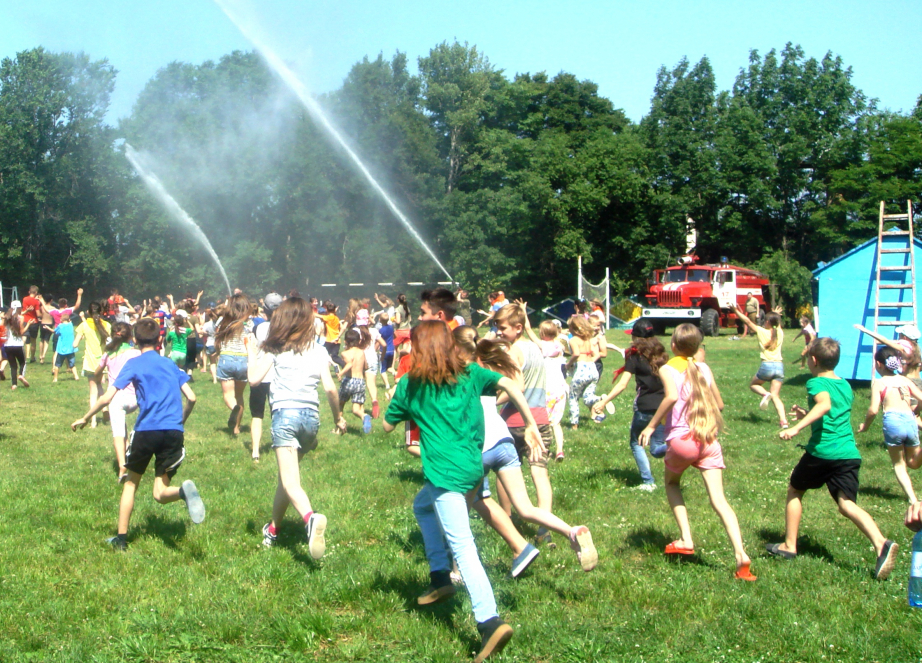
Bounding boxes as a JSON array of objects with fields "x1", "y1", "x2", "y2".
[{"x1": 2, "y1": 280, "x2": 918, "y2": 662}]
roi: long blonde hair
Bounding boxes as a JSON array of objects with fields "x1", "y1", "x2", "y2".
[{"x1": 672, "y1": 324, "x2": 723, "y2": 445}]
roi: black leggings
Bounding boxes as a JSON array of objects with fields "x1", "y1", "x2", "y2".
[{"x1": 5, "y1": 347, "x2": 25, "y2": 386}]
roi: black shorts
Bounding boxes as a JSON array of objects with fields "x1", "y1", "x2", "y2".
[
  {"x1": 40, "y1": 325, "x2": 53, "y2": 341},
  {"x1": 124, "y1": 430, "x2": 185, "y2": 478},
  {"x1": 508, "y1": 424, "x2": 553, "y2": 470},
  {"x1": 249, "y1": 381, "x2": 271, "y2": 419},
  {"x1": 25, "y1": 324, "x2": 39, "y2": 339},
  {"x1": 789, "y1": 452, "x2": 860, "y2": 503}
]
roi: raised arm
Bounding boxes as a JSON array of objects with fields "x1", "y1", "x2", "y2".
[
  {"x1": 496, "y1": 376, "x2": 545, "y2": 463},
  {"x1": 732, "y1": 304, "x2": 759, "y2": 332},
  {"x1": 73, "y1": 288, "x2": 84, "y2": 311},
  {"x1": 853, "y1": 324, "x2": 904, "y2": 354}
]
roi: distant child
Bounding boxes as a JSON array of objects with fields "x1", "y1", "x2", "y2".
[
  {"x1": 734, "y1": 304, "x2": 788, "y2": 428},
  {"x1": 52, "y1": 312, "x2": 79, "y2": 382},
  {"x1": 354, "y1": 309, "x2": 382, "y2": 418},
  {"x1": 337, "y1": 328, "x2": 370, "y2": 434},
  {"x1": 247, "y1": 297, "x2": 346, "y2": 557},
  {"x1": 165, "y1": 311, "x2": 191, "y2": 368},
  {"x1": 320, "y1": 301, "x2": 344, "y2": 368},
  {"x1": 378, "y1": 313, "x2": 395, "y2": 391},
  {"x1": 3, "y1": 303, "x2": 31, "y2": 389},
  {"x1": 857, "y1": 346, "x2": 922, "y2": 503},
  {"x1": 383, "y1": 320, "x2": 545, "y2": 663},
  {"x1": 494, "y1": 302, "x2": 557, "y2": 547},
  {"x1": 73, "y1": 302, "x2": 111, "y2": 427},
  {"x1": 792, "y1": 315, "x2": 817, "y2": 368},
  {"x1": 593, "y1": 319, "x2": 668, "y2": 491},
  {"x1": 71, "y1": 318, "x2": 205, "y2": 551},
  {"x1": 525, "y1": 319, "x2": 569, "y2": 461},
  {"x1": 566, "y1": 314, "x2": 601, "y2": 430},
  {"x1": 96, "y1": 322, "x2": 142, "y2": 481},
  {"x1": 769, "y1": 338, "x2": 899, "y2": 580},
  {"x1": 639, "y1": 323, "x2": 757, "y2": 581}
]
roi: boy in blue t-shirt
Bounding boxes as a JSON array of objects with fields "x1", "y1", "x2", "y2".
[
  {"x1": 769, "y1": 337, "x2": 898, "y2": 580},
  {"x1": 71, "y1": 318, "x2": 205, "y2": 551},
  {"x1": 52, "y1": 312, "x2": 79, "y2": 382}
]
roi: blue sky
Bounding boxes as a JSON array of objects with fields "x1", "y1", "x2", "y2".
[{"x1": 3, "y1": 0, "x2": 920, "y2": 123}]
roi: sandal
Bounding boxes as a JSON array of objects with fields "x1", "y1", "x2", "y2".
[
  {"x1": 734, "y1": 561, "x2": 757, "y2": 581},
  {"x1": 765, "y1": 542, "x2": 796, "y2": 559},
  {"x1": 664, "y1": 540, "x2": 695, "y2": 555}
]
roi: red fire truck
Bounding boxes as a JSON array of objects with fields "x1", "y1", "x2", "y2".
[{"x1": 640, "y1": 262, "x2": 771, "y2": 336}]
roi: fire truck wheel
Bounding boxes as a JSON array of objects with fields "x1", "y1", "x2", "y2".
[{"x1": 699, "y1": 308, "x2": 720, "y2": 337}]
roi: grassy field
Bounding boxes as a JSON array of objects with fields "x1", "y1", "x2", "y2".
[{"x1": 1, "y1": 330, "x2": 920, "y2": 662}]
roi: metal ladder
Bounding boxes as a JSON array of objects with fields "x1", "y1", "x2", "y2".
[{"x1": 872, "y1": 200, "x2": 916, "y2": 376}]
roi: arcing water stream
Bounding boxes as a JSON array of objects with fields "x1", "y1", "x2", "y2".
[
  {"x1": 125, "y1": 144, "x2": 232, "y2": 295},
  {"x1": 213, "y1": 0, "x2": 455, "y2": 284}
]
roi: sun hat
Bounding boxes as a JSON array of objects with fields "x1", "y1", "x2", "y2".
[
  {"x1": 10, "y1": 300, "x2": 21, "y2": 309},
  {"x1": 264, "y1": 292, "x2": 283, "y2": 311},
  {"x1": 896, "y1": 325, "x2": 921, "y2": 341},
  {"x1": 625, "y1": 318, "x2": 656, "y2": 338}
]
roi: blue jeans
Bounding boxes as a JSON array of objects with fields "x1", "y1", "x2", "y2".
[
  {"x1": 271, "y1": 408, "x2": 320, "y2": 450},
  {"x1": 413, "y1": 482, "x2": 497, "y2": 623},
  {"x1": 630, "y1": 410, "x2": 667, "y2": 485}
]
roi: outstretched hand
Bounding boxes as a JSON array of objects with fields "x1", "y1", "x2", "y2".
[
  {"x1": 71, "y1": 418, "x2": 88, "y2": 431},
  {"x1": 524, "y1": 423, "x2": 546, "y2": 464},
  {"x1": 789, "y1": 404, "x2": 807, "y2": 421}
]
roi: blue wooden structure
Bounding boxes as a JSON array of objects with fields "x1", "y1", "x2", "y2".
[{"x1": 813, "y1": 230, "x2": 922, "y2": 380}]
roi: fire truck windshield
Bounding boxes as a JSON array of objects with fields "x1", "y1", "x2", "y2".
[{"x1": 664, "y1": 269, "x2": 709, "y2": 283}]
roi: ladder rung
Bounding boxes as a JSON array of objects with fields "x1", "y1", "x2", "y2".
[
  {"x1": 878, "y1": 321, "x2": 916, "y2": 326},
  {"x1": 881, "y1": 249, "x2": 911, "y2": 254},
  {"x1": 884, "y1": 230, "x2": 911, "y2": 236},
  {"x1": 877, "y1": 302, "x2": 914, "y2": 307},
  {"x1": 880, "y1": 266, "x2": 911, "y2": 271},
  {"x1": 883, "y1": 214, "x2": 910, "y2": 220},
  {"x1": 880, "y1": 284, "x2": 914, "y2": 289}
]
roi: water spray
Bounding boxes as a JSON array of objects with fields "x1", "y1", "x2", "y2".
[
  {"x1": 213, "y1": 0, "x2": 455, "y2": 285},
  {"x1": 124, "y1": 144, "x2": 232, "y2": 295}
]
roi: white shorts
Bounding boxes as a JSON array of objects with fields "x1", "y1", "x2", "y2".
[{"x1": 110, "y1": 390, "x2": 139, "y2": 438}]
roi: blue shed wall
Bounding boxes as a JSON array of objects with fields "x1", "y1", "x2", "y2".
[{"x1": 814, "y1": 234, "x2": 922, "y2": 380}]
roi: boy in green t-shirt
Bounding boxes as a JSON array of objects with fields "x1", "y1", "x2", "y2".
[{"x1": 768, "y1": 338, "x2": 898, "y2": 580}]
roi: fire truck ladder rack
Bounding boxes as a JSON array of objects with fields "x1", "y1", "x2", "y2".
[{"x1": 872, "y1": 200, "x2": 916, "y2": 378}]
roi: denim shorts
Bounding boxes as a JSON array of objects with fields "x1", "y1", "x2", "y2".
[
  {"x1": 756, "y1": 361, "x2": 785, "y2": 382},
  {"x1": 882, "y1": 411, "x2": 920, "y2": 447},
  {"x1": 54, "y1": 353, "x2": 76, "y2": 369},
  {"x1": 270, "y1": 407, "x2": 320, "y2": 450},
  {"x1": 482, "y1": 439, "x2": 521, "y2": 474},
  {"x1": 217, "y1": 354, "x2": 248, "y2": 381}
]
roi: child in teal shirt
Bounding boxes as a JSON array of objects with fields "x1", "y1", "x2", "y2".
[{"x1": 52, "y1": 313, "x2": 79, "y2": 382}]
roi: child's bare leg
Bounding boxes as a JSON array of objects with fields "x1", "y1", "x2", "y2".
[
  {"x1": 700, "y1": 468, "x2": 750, "y2": 566},
  {"x1": 53, "y1": 366, "x2": 59, "y2": 382},
  {"x1": 530, "y1": 465, "x2": 553, "y2": 513},
  {"x1": 113, "y1": 436, "x2": 127, "y2": 477},
  {"x1": 220, "y1": 379, "x2": 237, "y2": 410},
  {"x1": 365, "y1": 370, "x2": 378, "y2": 416},
  {"x1": 888, "y1": 446, "x2": 918, "y2": 503},
  {"x1": 837, "y1": 497, "x2": 888, "y2": 555},
  {"x1": 552, "y1": 423, "x2": 564, "y2": 456},
  {"x1": 498, "y1": 467, "x2": 572, "y2": 536},
  {"x1": 270, "y1": 474, "x2": 291, "y2": 528},
  {"x1": 251, "y1": 417, "x2": 263, "y2": 459},
  {"x1": 906, "y1": 444, "x2": 922, "y2": 471},
  {"x1": 352, "y1": 402, "x2": 364, "y2": 420},
  {"x1": 470, "y1": 493, "x2": 530, "y2": 556},
  {"x1": 152, "y1": 474, "x2": 181, "y2": 504},
  {"x1": 495, "y1": 478, "x2": 513, "y2": 517},
  {"x1": 71, "y1": 366, "x2": 80, "y2": 380},
  {"x1": 770, "y1": 380, "x2": 787, "y2": 425},
  {"x1": 275, "y1": 447, "x2": 312, "y2": 518},
  {"x1": 88, "y1": 378, "x2": 101, "y2": 427},
  {"x1": 749, "y1": 377, "x2": 769, "y2": 398},
  {"x1": 231, "y1": 380, "x2": 246, "y2": 434},
  {"x1": 405, "y1": 444, "x2": 421, "y2": 458},
  {"x1": 210, "y1": 363, "x2": 217, "y2": 383},
  {"x1": 776, "y1": 486, "x2": 805, "y2": 553},
  {"x1": 117, "y1": 471, "x2": 142, "y2": 534},
  {"x1": 664, "y1": 468, "x2": 693, "y2": 548}
]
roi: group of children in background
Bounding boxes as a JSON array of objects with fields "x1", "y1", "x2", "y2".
[{"x1": 4, "y1": 282, "x2": 912, "y2": 663}]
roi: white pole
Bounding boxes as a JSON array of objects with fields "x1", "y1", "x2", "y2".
[
  {"x1": 577, "y1": 256, "x2": 583, "y2": 300},
  {"x1": 605, "y1": 267, "x2": 610, "y2": 330},
  {"x1": 0, "y1": 282, "x2": 4, "y2": 309}
]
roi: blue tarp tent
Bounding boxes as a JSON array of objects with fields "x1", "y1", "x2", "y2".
[{"x1": 813, "y1": 230, "x2": 922, "y2": 381}]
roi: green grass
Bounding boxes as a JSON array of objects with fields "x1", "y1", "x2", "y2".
[{"x1": 1, "y1": 331, "x2": 920, "y2": 662}]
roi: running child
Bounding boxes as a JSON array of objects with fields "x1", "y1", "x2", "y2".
[
  {"x1": 378, "y1": 313, "x2": 395, "y2": 392},
  {"x1": 337, "y1": 328, "x2": 370, "y2": 434},
  {"x1": 769, "y1": 337, "x2": 899, "y2": 580},
  {"x1": 73, "y1": 302, "x2": 111, "y2": 427},
  {"x1": 52, "y1": 312, "x2": 80, "y2": 382},
  {"x1": 71, "y1": 318, "x2": 205, "y2": 551},
  {"x1": 639, "y1": 323, "x2": 757, "y2": 581},
  {"x1": 96, "y1": 323, "x2": 141, "y2": 481},
  {"x1": 165, "y1": 311, "x2": 191, "y2": 368},
  {"x1": 383, "y1": 320, "x2": 546, "y2": 663},
  {"x1": 3, "y1": 302, "x2": 31, "y2": 389},
  {"x1": 733, "y1": 304, "x2": 788, "y2": 428},
  {"x1": 857, "y1": 346, "x2": 922, "y2": 503},
  {"x1": 215, "y1": 293, "x2": 253, "y2": 435},
  {"x1": 247, "y1": 297, "x2": 346, "y2": 558},
  {"x1": 792, "y1": 315, "x2": 817, "y2": 368},
  {"x1": 592, "y1": 318, "x2": 668, "y2": 491},
  {"x1": 566, "y1": 314, "x2": 601, "y2": 430},
  {"x1": 525, "y1": 319, "x2": 569, "y2": 460}
]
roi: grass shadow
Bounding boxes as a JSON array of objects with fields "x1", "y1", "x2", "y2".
[
  {"x1": 387, "y1": 529, "x2": 427, "y2": 560},
  {"x1": 859, "y1": 484, "x2": 905, "y2": 502},
  {"x1": 622, "y1": 526, "x2": 715, "y2": 568},
  {"x1": 368, "y1": 571, "x2": 471, "y2": 647},
  {"x1": 391, "y1": 467, "x2": 425, "y2": 484},
  {"x1": 730, "y1": 411, "x2": 764, "y2": 425},
  {"x1": 579, "y1": 467, "x2": 645, "y2": 487},
  {"x1": 244, "y1": 519, "x2": 326, "y2": 571},
  {"x1": 785, "y1": 373, "x2": 811, "y2": 388},
  {"x1": 137, "y1": 512, "x2": 188, "y2": 550}
]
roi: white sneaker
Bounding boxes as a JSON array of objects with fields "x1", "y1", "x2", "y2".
[
  {"x1": 759, "y1": 394, "x2": 771, "y2": 411},
  {"x1": 605, "y1": 401, "x2": 615, "y2": 415},
  {"x1": 306, "y1": 513, "x2": 327, "y2": 559},
  {"x1": 633, "y1": 483, "x2": 656, "y2": 492}
]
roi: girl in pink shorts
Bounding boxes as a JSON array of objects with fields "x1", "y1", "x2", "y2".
[{"x1": 639, "y1": 323, "x2": 756, "y2": 581}]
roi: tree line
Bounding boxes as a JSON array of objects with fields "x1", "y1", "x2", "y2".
[{"x1": 1, "y1": 42, "x2": 919, "y2": 312}]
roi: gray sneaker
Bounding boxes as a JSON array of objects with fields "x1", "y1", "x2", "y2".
[
  {"x1": 261, "y1": 523, "x2": 277, "y2": 548},
  {"x1": 181, "y1": 480, "x2": 206, "y2": 524},
  {"x1": 306, "y1": 513, "x2": 327, "y2": 559}
]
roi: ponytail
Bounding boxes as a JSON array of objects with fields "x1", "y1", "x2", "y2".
[
  {"x1": 685, "y1": 357, "x2": 723, "y2": 445},
  {"x1": 106, "y1": 322, "x2": 133, "y2": 353},
  {"x1": 764, "y1": 313, "x2": 782, "y2": 351},
  {"x1": 88, "y1": 301, "x2": 108, "y2": 348}
]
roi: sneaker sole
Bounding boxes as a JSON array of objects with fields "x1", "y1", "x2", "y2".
[
  {"x1": 417, "y1": 584, "x2": 456, "y2": 606},
  {"x1": 182, "y1": 480, "x2": 206, "y2": 524},
  {"x1": 875, "y1": 540, "x2": 898, "y2": 580},
  {"x1": 308, "y1": 514, "x2": 327, "y2": 559},
  {"x1": 474, "y1": 623, "x2": 513, "y2": 663},
  {"x1": 574, "y1": 528, "x2": 598, "y2": 572}
]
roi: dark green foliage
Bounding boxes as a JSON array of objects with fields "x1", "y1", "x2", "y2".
[{"x1": 0, "y1": 42, "x2": 918, "y2": 309}]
